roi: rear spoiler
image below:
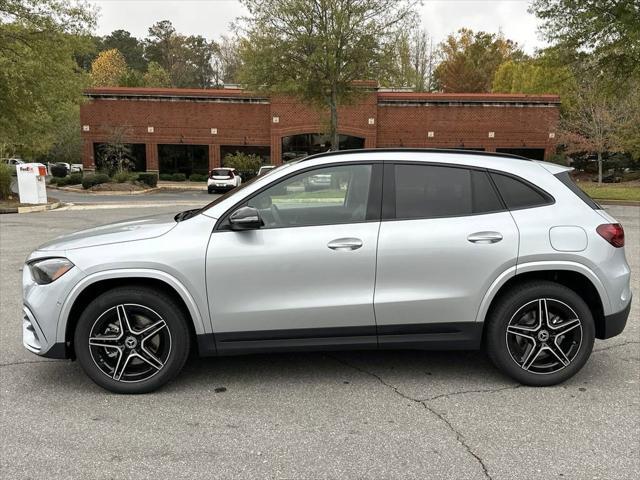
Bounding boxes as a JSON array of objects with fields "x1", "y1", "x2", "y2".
[{"x1": 533, "y1": 160, "x2": 573, "y2": 175}]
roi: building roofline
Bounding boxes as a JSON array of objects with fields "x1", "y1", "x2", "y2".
[{"x1": 84, "y1": 87, "x2": 560, "y2": 104}]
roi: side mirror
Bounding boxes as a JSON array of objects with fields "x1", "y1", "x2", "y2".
[{"x1": 229, "y1": 206, "x2": 263, "y2": 230}]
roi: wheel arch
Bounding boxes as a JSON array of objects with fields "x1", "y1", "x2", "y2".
[
  {"x1": 477, "y1": 262, "x2": 610, "y2": 339},
  {"x1": 58, "y1": 269, "x2": 207, "y2": 357}
]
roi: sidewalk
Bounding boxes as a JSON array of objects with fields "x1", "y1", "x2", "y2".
[{"x1": 158, "y1": 181, "x2": 206, "y2": 190}]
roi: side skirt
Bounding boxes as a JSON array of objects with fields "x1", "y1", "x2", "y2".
[{"x1": 196, "y1": 323, "x2": 483, "y2": 357}]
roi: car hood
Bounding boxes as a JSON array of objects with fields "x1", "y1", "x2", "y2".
[{"x1": 37, "y1": 213, "x2": 178, "y2": 251}]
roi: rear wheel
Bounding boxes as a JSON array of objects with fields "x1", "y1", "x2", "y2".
[
  {"x1": 74, "y1": 286, "x2": 190, "y2": 394},
  {"x1": 486, "y1": 281, "x2": 595, "y2": 386}
]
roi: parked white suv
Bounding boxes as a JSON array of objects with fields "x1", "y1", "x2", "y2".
[
  {"x1": 21, "y1": 149, "x2": 631, "y2": 393},
  {"x1": 207, "y1": 168, "x2": 241, "y2": 194}
]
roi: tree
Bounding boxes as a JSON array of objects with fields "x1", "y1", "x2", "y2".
[
  {"x1": 183, "y1": 35, "x2": 215, "y2": 88},
  {"x1": 90, "y1": 48, "x2": 128, "y2": 86},
  {"x1": 144, "y1": 61, "x2": 171, "y2": 87},
  {"x1": 101, "y1": 29, "x2": 146, "y2": 71},
  {"x1": 530, "y1": 0, "x2": 640, "y2": 80},
  {"x1": 434, "y1": 28, "x2": 523, "y2": 92},
  {"x1": 0, "y1": 0, "x2": 96, "y2": 157},
  {"x1": 411, "y1": 29, "x2": 436, "y2": 92},
  {"x1": 212, "y1": 35, "x2": 242, "y2": 85},
  {"x1": 559, "y1": 80, "x2": 632, "y2": 183},
  {"x1": 96, "y1": 127, "x2": 134, "y2": 175},
  {"x1": 238, "y1": 0, "x2": 417, "y2": 151}
]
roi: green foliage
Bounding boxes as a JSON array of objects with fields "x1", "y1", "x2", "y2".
[
  {"x1": 0, "y1": 163, "x2": 12, "y2": 200},
  {"x1": 45, "y1": 104, "x2": 83, "y2": 165},
  {"x1": 143, "y1": 61, "x2": 171, "y2": 87},
  {"x1": 434, "y1": 28, "x2": 524, "y2": 92},
  {"x1": 53, "y1": 173, "x2": 83, "y2": 186},
  {"x1": 137, "y1": 173, "x2": 158, "y2": 188},
  {"x1": 223, "y1": 152, "x2": 262, "y2": 179},
  {"x1": 159, "y1": 173, "x2": 174, "y2": 181},
  {"x1": 82, "y1": 173, "x2": 111, "y2": 189},
  {"x1": 100, "y1": 29, "x2": 147, "y2": 71},
  {"x1": 0, "y1": 0, "x2": 96, "y2": 158},
  {"x1": 238, "y1": 0, "x2": 417, "y2": 149},
  {"x1": 530, "y1": 0, "x2": 640, "y2": 80},
  {"x1": 188, "y1": 173, "x2": 208, "y2": 182},
  {"x1": 95, "y1": 127, "x2": 134, "y2": 175},
  {"x1": 112, "y1": 170, "x2": 134, "y2": 183},
  {"x1": 170, "y1": 173, "x2": 187, "y2": 182}
]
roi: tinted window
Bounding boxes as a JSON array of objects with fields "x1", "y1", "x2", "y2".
[
  {"x1": 247, "y1": 164, "x2": 372, "y2": 228},
  {"x1": 490, "y1": 173, "x2": 551, "y2": 209},
  {"x1": 394, "y1": 165, "x2": 503, "y2": 219},
  {"x1": 555, "y1": 171, "x2": 600, "y2": 209}
]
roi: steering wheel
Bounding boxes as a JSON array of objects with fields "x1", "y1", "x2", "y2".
[{"x1": 270, "y1": 203, "x2": 283, "y2": 226}]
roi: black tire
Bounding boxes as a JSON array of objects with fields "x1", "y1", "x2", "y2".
[
  {"x1": 207, "y1": 188, "x2": 215, "y2": 194},
  {"x1": 74, "y1": 286, "x2": 191, "y2": 394},
  {"x1": 486, "y1": 281, "x2": 595, "y2": 386}
]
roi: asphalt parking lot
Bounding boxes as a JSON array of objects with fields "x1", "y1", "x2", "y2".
[{"x1": 1, "y1": 201, "x2": 638, "y2": 479}]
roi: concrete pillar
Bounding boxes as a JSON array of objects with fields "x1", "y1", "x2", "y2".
[{"x1": 146, "y1": 143, "x2": 158, "y2": 172}]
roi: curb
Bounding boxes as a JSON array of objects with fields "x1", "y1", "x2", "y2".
[
  {"x1": 1, "y1": 201, "x2": 63, "y2": 214},
  {"x1": 51, "y1": 186, "x2": 159, "y2": 195},
  {"x1": 598, "y1": 200, "x2": 640, "y2": 207}
]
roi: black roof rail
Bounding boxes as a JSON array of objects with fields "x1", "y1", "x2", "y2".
[{"x1": 298, "y1": 147, "x2": 534, "y2": 163}]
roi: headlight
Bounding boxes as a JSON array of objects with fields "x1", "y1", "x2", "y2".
[{"x1": 29, "y1": 258, "x2": 74, "y2": 285}]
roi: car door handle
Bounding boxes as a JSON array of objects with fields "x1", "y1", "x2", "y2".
[
  {"x1": 467, "y1": 231, "x2": 503, "y2": 244},
  {"x1": 328, "y1": 238, "x2": 363, "y2": 251}
]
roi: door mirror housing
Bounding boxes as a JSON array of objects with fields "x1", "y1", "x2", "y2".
[{"x1": 229, "y1": 206, "x2": 263, "y2": 230}]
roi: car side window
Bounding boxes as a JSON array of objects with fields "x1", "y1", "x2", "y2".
[
  {"x1": 247, "y1": 164, "x2": 373, "y2": 228},
  {"x1": 490, "y1": 172, "x2": 552, "y2": 210},
  {"x1": 393, "y1": 164, "x2": 503, "y2": 219}
]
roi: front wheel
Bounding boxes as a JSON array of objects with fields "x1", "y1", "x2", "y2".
[
  {"x1": 74, "y1": 286, "x2": 190, "y2": 394},
  {"x1": 486, "y1": 281, "x2": 595, "y2": 386}
]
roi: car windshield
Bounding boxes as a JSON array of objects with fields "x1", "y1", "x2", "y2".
[{"x1": 211, "y1": 169, "x2": 231, "y2": 176}]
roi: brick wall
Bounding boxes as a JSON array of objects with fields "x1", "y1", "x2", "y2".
[{"x1": 80, "y1": 87, "x2": 560, "y2": 172}]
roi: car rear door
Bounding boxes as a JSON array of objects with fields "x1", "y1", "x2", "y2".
[
  {"x1": 206, "y1": 162, "x2": 382, "y2": 353},
  {"x1": 374, "y1": 162, "x2": 519, "y2": 348}
]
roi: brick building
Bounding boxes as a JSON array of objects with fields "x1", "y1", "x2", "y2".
[{"x1": 80, "y1": 87, "x2": 560, "y2": 175}]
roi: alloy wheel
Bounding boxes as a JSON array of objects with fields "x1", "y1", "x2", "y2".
[
  {"x1": 505, "y1": 298, "x2": 583, "y2": 375},
  {"x1": 88, "y1": 304, "x2": 172, "y2": 383}
]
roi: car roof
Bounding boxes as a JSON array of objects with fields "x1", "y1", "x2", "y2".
[{"x1": 303, "y1": 148, "x2": 532, "y2": 163}]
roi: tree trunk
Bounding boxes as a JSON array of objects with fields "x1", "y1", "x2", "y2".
[
  {"x1": 329, "y1": 88, "x2": 339, "y2": 151},
  {"x1": 597, "y1": 151, "x2": 603, "y2": 184}
]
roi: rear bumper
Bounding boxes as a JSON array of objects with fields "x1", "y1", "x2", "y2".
[{"x1": 599, "y1": 296, "x2": 631, "y2": 339}]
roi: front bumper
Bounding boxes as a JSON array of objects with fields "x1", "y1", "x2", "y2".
[
  {"x1": 599, "y1": 296, "x2": 632, "y2": 339},
  {"x1": 22, "y1": 306, "x2": 69, "y2": 358}
]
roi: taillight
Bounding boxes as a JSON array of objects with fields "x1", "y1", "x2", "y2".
[{"x1": 597, "y1": 223, "x2": 625, "y2": 248}]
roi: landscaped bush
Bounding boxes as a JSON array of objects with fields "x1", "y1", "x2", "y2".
[
  {"x1": 82, "y1": 173, "x2": 111, "y2": 189},
  {"x1": 68, "y1": 173, "x2": 83, "y2": 185},
  {"x1": 48, "y1": 176, "x2": 59, "y2": 185},
  {"x1": 189, "y1": 173, "x2": 207, "y2": 182},
  {"x1": 223, "y1": 151, "x2": 262, "y2": 181},
  {"x1": 171, "y1": 173, "x2": 187, "y2": 182},
  {"x1": 622, "y1": 171, "x2": 640, "y2": 182},
  {"x1": 112, "y1": 170, "x2": 134, "y2": 183},
  {"x1": 137, "y1": 173, "x2": 158, "y2": 188},
  {"x1": 49, "y1": 164, "x2": 68, "y2": 178},
  {"x1": 159, "y1": 173, "x2": 173, "y2": 181},
  {"x1": 0, "y1": 163, "x2": 12, "y2": 200}
]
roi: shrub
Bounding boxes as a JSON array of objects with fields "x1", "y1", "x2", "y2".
[
  {"x1": 223, "y1": 151, "x2": 262, "y2": 181},
  {"x1": 0, "y1": 163, "x2": 12, "y2": 200},
  {"x1": 622, "y1": 171, "x2": 640, "y2": 182},
  {"x1": 48, "y1": 177, "x2": 59, "y2": 185},
  {"x1": 112, "y1": 170, "x2": 133, "y2": 183},
  {"x1": 159, "y1": 173, "x2": 173, "y2": 181},
  {"x1": 50, "y1": 164, "x2": 68, "y2": 177},
  {"x1": 189, "y1": 173, "x2": 207, "y2": 182},
  {"x1": 82, "y1": 173, "x2": 111, "y2": 189},
  {"x1": 137, "y1": 173, "x2": 158, "y2": 188},
  {"x1": 68, "y1": 173, "x2": 83, "y2": 185},
  {"x1": 171, "y1": 173, "x2": 187, "y2": 182}
]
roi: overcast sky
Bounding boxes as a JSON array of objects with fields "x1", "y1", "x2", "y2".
[{"x1": 91, "y1": 0, "x2": 547, "y2": 53}]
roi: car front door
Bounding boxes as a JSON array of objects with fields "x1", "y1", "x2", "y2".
[
  {"x1": 374, "y1": 162, "x2": 519, "y2": 348},
  {"x1": 206, "y1": 162, "x2": 382, "y2": 353}
]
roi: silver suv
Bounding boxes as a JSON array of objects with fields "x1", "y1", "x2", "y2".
[{"x1": 22, "y1": 149, "x2": 632, "y2": 393}]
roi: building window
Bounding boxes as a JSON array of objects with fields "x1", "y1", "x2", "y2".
[
  {"x1": 281, "y1": 133, "x2": 365, "y2": 162},
  {"x1": 158, "y1": 144, "x2": 209, "y2": 176}
]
